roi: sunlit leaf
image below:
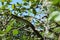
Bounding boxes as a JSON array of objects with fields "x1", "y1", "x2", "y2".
[
  {"x1": 23, "y1": 0, "x2": 27, "y2": 2},
  {"x1": 48, "y1": 11, "x2": 60, "y2": 21},
  {"x1": 2, "y1": 0, "x2": 5, "y2": 2},
  {"x1": 5, "y1": 26, "x2": 12, "y2": 33},
  {"x1": 5, "y1": 20, "x2": 15, "y2": 33},
  {"x1": 12, "y1": 4, "x2": 15, "y2": 9},
  {"x1": 12, "y1": 29, "x2": 18, "y2": 36},
  {"x1": 54, "y1": 15, "x2": 60, "y2": 25}
]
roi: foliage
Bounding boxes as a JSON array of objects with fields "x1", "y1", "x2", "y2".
[{"x1": 0, "y1": 0, "x2": 60, "y2": 40}]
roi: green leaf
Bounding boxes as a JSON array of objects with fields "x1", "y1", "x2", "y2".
[
  {"x1": 2, "y1": 0, "x2": 5, "y2": 2},
  {"x1": 22, "y1": 35, "x2": 27, "y2": 40},
  {"x1": 54, "y1": 15, "x2": 60, "y2": 25},
  {"x1": 53, "y1": 27, "x2": 60, "y2": 33},
  {"x1": 48, "y1": 11, "x2": 60, "y2": 21},
  {"x1": 21, "y1": 7, "x2": 26, "y2": 12},
  {"x1": 30, "y1": 0, "x2": 37, "y2": 2},
  {"x1": 12, "y1": 29, "x2": 18, "y2": 36},
  {"x1": 0, "y1": 30, "x2": 4, "y2": 34},
  {"x1": 2, "y1": 5, "x2": 5, "y2": 10},
  {"x1": 24, "y1": 3, "x2": 28, "y2": 6},
  {"x1": 32, "y1": 8, "x2": 36, "y2": 15},
  {"x1": 5, "y1": 20, "x2": 15, "y2": 33},
  {"x1": 16, "y1": 2, "x2": 22, "y2": 7},
  {"x1": 7, "y1": 0, "x2": 12, "y2": 2},
  {"x1": 0, "y1": 30, "x2": 5, "y2": 36},
  {"x1": 30, "y1": 3, "x2": 37, "y2": 8},
  {"x1": 5, "y1": 26, "x2": 12, "y2": 33},
  {"x1": 6, "y1": 0, "x2": 12, "y2": 4},
  {"x1": 30, "y1": 0, "x2": 33, "y2": 1},
  {"x1": 12, "y1": 4, "x2": 15, "y2": 9},
  {"x1": 52, "y1": 0, "x2": 60, "y2": 6},
  {"x1": 23, "y1": 0, "x2": 27, "y2": 2}
]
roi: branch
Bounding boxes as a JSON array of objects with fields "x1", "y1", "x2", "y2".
[
  {"x1": 11, "y1": 14, "x2": 43, "y2": 38},
  {"x1": 0, "y1": 13, "x2": 43, "y2": 39}
]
